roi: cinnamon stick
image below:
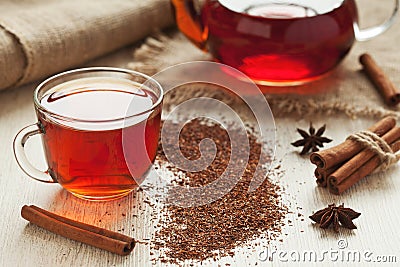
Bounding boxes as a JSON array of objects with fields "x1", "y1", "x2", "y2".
[
  {"x1": 328, "y1": 141, "x2": 400, "y2": 195},
  {"x1": 329, "y1": 126, "x2": 400, "y2": 187},
  {"x1": 360, "y1": 53, "x2": 400, "y2": 106},
  {"x1": 21, "y1": 205, "x2": 135, "y2": 255},
  {"x1": 310, "y1": 116, "x2": 396, "y2": 169},
  {"x1": 314, "y1": 166, "x2": 339, "y2": 187}
]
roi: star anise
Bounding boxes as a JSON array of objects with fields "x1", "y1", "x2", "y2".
[
  {"x1": 309, "y1": 204, "x2": 361, "y2": 232},
  {"x1": 291, "y1": 123, "x2": 332, "y2": 155}
]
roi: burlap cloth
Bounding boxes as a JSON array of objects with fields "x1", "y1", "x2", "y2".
[{"x1": 0, "y1": 0, "x2": 173, "y2": 90}]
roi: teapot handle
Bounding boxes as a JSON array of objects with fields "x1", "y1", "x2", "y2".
[
  {"x1": 171, "y1": 0, "x2": 208, "y2": 50},
  {"x1": 356, "y1": 0, "x2": 399, "y2": 41}
]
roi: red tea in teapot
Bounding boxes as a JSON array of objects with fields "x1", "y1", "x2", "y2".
[
  {"x1": 173, "y1": 0, "x2": 362, "y2": 84},
  {"x1": 200, "y1": 0, "x2": 357, "y2": 84}
]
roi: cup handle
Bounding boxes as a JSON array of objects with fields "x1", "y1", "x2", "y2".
[
  {"x1": 13, "y1": 123, "x2": 56, "y2": 183},
  {"x1": 356, "y1": 0, "x2": 399, "y2": 41}
]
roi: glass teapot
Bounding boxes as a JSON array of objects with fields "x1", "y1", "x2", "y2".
[{"x1": 171, "y1": 0, "x2": 399, "y2": 85}]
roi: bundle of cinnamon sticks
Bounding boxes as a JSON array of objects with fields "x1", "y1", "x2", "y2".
[{"x1": 310, "y1": 117, "x2": 400, "y2": 194}]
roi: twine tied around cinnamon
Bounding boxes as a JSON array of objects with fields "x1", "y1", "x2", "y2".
[
  {"x1": 310, "y1": 117, "x2": 400, "y2": 194},
  {"x1": 347, "y1": 130, "x2": 400, "y2": 171}
]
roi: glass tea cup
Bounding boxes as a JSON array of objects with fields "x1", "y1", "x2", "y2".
[
  {"x1": 172, "y1": 0, "x2": 399, "y2": 85},
  {"x1": 13, "y1": 67, "x2": 163, "y2": 201}
]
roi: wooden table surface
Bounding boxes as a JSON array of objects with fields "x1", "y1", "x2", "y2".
[{"x1": 2, "y1": 14, "x2": 400, "y2": 267}]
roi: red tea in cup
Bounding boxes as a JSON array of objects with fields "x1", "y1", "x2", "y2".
[{"x1": 14, "y1": 68, "x2": 163, "y2": 200}]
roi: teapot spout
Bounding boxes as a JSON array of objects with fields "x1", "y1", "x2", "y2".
[{"x1": 171, "y1": 0, "x2": 208, "y2": 50}]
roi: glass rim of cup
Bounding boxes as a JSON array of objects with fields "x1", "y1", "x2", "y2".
[{"x1": 33, "y1": 67, "x2": 163, "y2": 124}]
